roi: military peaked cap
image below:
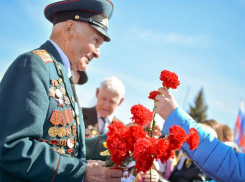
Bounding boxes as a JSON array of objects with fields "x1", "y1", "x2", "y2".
[{"x1": 44, "y1": 0, "x2": 114, "y2": 42}]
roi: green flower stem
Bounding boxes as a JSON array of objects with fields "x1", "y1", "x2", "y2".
[
  {"x1": 150, "y1": 101, "x2": 157, "y2": 137},
  {"x1": 150, "y1": 168, "x2": 152, "y2": 182}
]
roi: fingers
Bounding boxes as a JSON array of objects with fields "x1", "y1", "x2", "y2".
[
  {"x1": 154, "y1": 124, "x2": 161, "y2": 132},
  {"x1": 87, "y1": 160, "x2": 105, "y2": 166},
  {"x1": 158, "y1": 87, "x2": 170, "y2": 96}
]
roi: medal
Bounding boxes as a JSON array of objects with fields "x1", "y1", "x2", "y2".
[
  {"x1": 64, "y1": 96, "x2": 70, "y2": 106},
  {"x1": 51, "y1": 79, "x2": 55, "y2": 86},
  {"x1": 54, "y1": 80, "x2": 59, "y2": 88},
  {"x1": 91, "y1": 129, "x2": 98, "y2": 136},
  {"x1": 64, "y1": 110, "x2": 73, "y2": 124},
  {"x1": 57, "y1": 127, "x2": 66, "y2": 137},
  {"x1": 60, "y1": 86, "x2": 66, "y2": 95},
  {"x1": 88, "y1": 125, "x2": 93, "y2": 130},
  {"x1": 48, "y1": 126, "x2": 58, "y2": 137},
  {"x1": 58, "y1": 147, "x2": 65, "y2": 155},
  {"x1": 58, "y1": 98, "x2": 64, "y2": 108},
  {"x1": 68, "y1": 148, "x2": 73, "y2": 154},
  {"x1": 59, "y1": 139, "x2": 67, "y2": 146},
  {"x1": 67, "y1": 137, "x2": 74, "y2": 149},
  {"x1": 66, "y1": 126, "x2": 72, "y2": 136},
  {"x1": 55, "y1": 89, "x2": 62, "y2": 98},
  {"x1": 49, "y1": 87, "x2": 55, "y2": 98},
  {"x1": 50, "y1": 110, "x2": 58, "y2": 126},
  {"x1": 72, "y1": 124, "x2": 77, "y2": 136},
  {"x1": 58, "y1": 78, "x2": 63, "y2": 85},
  {"x1": 50, "y1": 139, "x2": 59, "y2": 145}
]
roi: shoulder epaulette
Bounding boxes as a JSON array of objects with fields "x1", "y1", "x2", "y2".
[{"x1": 31, "y1": 49, "x2": 53, "y2": 63}]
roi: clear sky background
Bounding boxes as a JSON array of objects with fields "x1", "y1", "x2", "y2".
[{"x1": 0, "y1": 1, "x2": 244, "y2": 130}]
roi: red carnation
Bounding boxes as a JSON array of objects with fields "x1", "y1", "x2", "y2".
[
  {"x1": 106, "y1": 121, "x2": 129, "y2": 165},
  {"x1": 155, "y1": 139, "x2": 174, "y2": 163},
  {"x1": 133, "y1": 138, "x2": 154, "y2": 173},
  {"x1": 130, "y1": 104, "x2": 153, "y2": 126},
  {"x1": 148, "y1": 90, "x2": 160, "y2": 100},
  {"x1": 160, "y1": 70, "x2": 180, "y2": 89},
  {"x1": 186, "y1": 128, "x2": 199, "y2": 150},
  {"x1": 168, "y1": 125, "x2": 187, "y2": 150},
  {"x1": 124, "y1": 125, "x2": 147, "y2": 152}
]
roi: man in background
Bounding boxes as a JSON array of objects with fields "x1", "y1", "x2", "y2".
[{"x1": 82, "y1": 76, "x2": 125, "y2": 137}]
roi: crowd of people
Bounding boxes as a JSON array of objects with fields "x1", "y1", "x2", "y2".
[{"x1": 0, "y1": 0, "x2": 242, "y2": 182}]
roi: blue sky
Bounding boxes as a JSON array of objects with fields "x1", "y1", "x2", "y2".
[{"x1": 0, "y1": 1, "x2": 245, "y2": 130}]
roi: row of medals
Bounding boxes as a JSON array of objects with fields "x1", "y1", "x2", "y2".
[{"x1": 46, "y1": 78, "x2": 77, "y2": 156}]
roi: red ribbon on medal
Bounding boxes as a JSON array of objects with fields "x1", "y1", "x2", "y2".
[{"x1": 50, "y1": 110, "x2": 73, "y2": 126}]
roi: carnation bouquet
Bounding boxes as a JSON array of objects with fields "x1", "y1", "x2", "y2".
[{"x1": 101, "y1": 70, "x2": 199, "y2": 182}]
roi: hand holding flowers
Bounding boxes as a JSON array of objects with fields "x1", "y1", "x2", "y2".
[{"x1": 101, "y1": 70, "x2": 200, "y2": 182}]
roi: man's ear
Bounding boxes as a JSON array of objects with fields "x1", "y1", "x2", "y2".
[
  {"x1": 64, "y1": 20, "x2": 75, "y2": 37},
  {"x1": 96, "y1": 88, "x2": 100, "y2": 98},
  {"x1": 118, "y1": 97, "x2": 124, "y2": 106}
]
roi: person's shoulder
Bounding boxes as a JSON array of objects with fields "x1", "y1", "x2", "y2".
[
  {"x1": 81, "y1": 106, "x2": 96, "y2": 113},
  {"x1": 12, "y1": 49, "x2": 53, "y2": 69}
]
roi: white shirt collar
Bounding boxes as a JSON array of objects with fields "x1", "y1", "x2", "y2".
[
  {"x1": 97, "y1": 112, "x2": 114, "y2": 123},
  {"x1": 49, "y1": 39, "x2": 73, "y2": 78}
]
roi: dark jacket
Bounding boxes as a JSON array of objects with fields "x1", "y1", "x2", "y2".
[{"x1": 0, "y1": 41, "x2": 106, "y2": 182}]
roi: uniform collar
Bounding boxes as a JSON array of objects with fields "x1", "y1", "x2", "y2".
[{"x1": 49, "y1": 39, "x2": 73, "y2": 78}]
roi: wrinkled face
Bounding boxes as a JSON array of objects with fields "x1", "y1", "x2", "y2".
[
  {"x1": 95, "y1": 87, "x2": 123, "y2": 118},
  {"x1": 64, "y1": 21, "x2": 104, "y2": 71}
]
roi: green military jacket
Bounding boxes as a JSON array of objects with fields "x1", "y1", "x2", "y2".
[{"x1": 0, "y1": 41, "x2": 107, "y2": 182}]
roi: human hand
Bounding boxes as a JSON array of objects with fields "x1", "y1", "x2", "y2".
[
  {"x1": 148, "y1": 124, "x2": 161, "y2": 138},
  {"x1": 135, "y1": 169, "x2": 160, "y2": 182},
  {"x1": 154, "y1": 87, "x2": 178, "y2": 120},
  {"x1": 84, "y1": 160, "x2": 122, "y2": 182}
]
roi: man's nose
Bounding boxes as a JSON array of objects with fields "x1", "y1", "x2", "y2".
[{"x1": 93, "y1": 48, "x2": 100, "y2": 58}]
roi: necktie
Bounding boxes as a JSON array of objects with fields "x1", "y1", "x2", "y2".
[{"x1": 100, "y1": 117, "x2": 107, "y2": 134}]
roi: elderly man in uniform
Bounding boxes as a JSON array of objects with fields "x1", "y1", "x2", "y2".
[
  {"x1": 82, "y1": 76, "x2": 125, "y2": 137},
  {"x1": 0, "y1": 0, "x2": 122, "y2": 181}
]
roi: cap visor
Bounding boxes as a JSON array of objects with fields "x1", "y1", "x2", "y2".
[{"x1": 91, "y1": 24, "x2": 110, "y2": 42}]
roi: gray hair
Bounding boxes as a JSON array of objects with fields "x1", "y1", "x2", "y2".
[{"x1": 100, "y1": 77, "x2": 125, "y2": 98}]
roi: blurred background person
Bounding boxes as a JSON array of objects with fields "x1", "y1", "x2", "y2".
[
  {"x1": 82, "y1": 76, "x2": 125, "y2": 137},
  {"x1": 169, "y1": 119, "x2": 222, "y2": 182},
  {"x1": 220, "y1": 124, "x2": 240, "y2": 152},
  {"x1": 220, "y1": 124, "x2": 234, "y2": 142}
]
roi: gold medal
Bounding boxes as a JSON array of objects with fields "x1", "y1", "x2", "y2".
[
  {"x1": 49, "y1": 87, "x2": 55, "y2": 98},
  {"x1": 58, "y1": 147, "x2": 65, "y2": 155},
  {"x1": 58, "y1": 78, "x2": 63, "y2": 84},
  {"x1": 66, "y1": 126, "x2": 72, "y2": 136},
  {"x1": 54, "y1": 80, "x2": 59, "y2": 88},
  {"x1": 60, "y1": 86, "x2": 66, "y2": 95},
  {"x1": 48, "y1": 126, "x2": 58, "y2": 137},
  {"x1": 72, "y1": 124, "x2": 77, "y2": 136},
  {"x1": 91, "y1": 129, "x2": 98, "y2": 136},
  {"x1": 57, "y1": 127, "x2": 66, "y2": 137}
]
